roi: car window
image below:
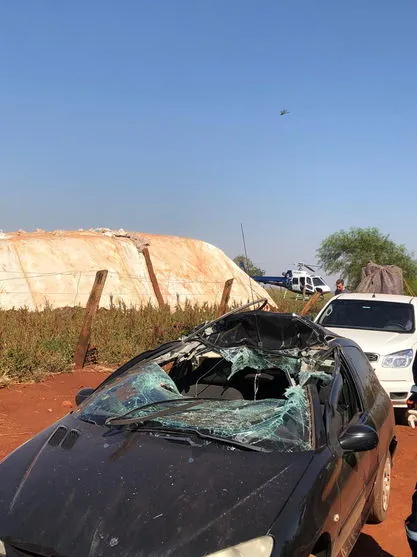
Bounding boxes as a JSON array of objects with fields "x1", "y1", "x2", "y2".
[
  {"x1": 336, "y1": 362, "x2": 362, "y2": 431},
  {"x1": 344, "y1": 346, "x2": 380, "y2": 407},
  {"x1": 318, "y1": 299, "x2": 415, "y2": 333}
]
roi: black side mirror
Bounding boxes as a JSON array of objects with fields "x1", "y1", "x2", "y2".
[
  {"x1": 75, "y1": 387, "x2": 95, "y2": 406},
  {"x1": 339, "y1": 424, "x2": 379, "y2": 453}
]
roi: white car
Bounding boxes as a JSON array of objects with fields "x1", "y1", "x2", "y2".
[{"x1": 315, "y1": 293, "x2": 416, "y2": 408}]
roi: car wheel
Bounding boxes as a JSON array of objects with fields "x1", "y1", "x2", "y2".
[{"x1": 368, "y1": 453, "x2": 392, "y2": 524}]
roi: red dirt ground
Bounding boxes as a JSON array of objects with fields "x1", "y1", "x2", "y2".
[{"x1": 0, "y1": 370, "x2": 414, "y2": 556}]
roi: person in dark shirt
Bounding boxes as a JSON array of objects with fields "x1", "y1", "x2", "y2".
[
  {"x1": 335, "y1": 278, "x2": 348, "y2": 296},
  {"x1": 406, "y1": 484, "x2": 417, "y2": 556}
]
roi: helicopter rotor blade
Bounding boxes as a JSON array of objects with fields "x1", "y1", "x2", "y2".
[{"x1": 304, "y1": 264, "x2": 317, "y2": 273}]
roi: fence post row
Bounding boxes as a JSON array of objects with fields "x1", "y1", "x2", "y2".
[
  {"x1": 142, "y1": 247, "x2": 165, "y2": 308},
  {"x1": 74, "y1": 270, "x2": 108, "y2": 369},
  {"x1": 218, "y1": 278, "x2": 234, "y2": 316}
]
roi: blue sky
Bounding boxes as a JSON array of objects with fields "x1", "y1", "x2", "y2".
[{"x1": 1, "y1": 1, "x2": 416, "y2": 279}]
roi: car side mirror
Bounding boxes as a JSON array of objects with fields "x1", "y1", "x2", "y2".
[
  {"x1": 339, "y1": 424, "x2": 379, "y2": 453},
  {"x1": 75, "y1": 387, "x2": 95, "y2": 406}
]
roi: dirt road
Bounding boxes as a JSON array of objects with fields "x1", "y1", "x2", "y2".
[{"x1": 0, "y1": 370, "x2": 414, "y2": 556}]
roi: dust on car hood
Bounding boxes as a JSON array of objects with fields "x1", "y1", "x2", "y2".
[
  {"x1": 0, "y1": 415, "x2": 313, "y2": 557},
  {"x1": 323, "y1": 326, "x2": 416, "y2": 355}
]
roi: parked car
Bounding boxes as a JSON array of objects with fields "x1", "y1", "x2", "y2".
[
  {"x1": 0, "y1": 301, "x2": 397, "y2": 557},
  {"x1": 315, "y1": 293, "x2": 417, "y2": 408}
]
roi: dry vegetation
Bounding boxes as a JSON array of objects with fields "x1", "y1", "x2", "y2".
[{"x1": 0, "y1": 288, "x2": 328, "y2": 385}]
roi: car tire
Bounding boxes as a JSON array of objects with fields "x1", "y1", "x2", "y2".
[{"x1": 368, "y1": 453, "x2": 392, "y2": 524}]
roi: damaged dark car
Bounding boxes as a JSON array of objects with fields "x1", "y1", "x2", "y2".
[{"x1": 0, "y1": 300, "x2": 397, "y2": 557}]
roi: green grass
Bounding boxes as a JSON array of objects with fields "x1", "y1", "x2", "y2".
[
  {"x1": 265, "y1": 287, "x2": 330, "y2": 315},
  {"x1": 0, "y1": 303, "x2": 218, "y2": 385},
  {"x1": 0, "y1": 291, "x2": 329, "y2": 385}
]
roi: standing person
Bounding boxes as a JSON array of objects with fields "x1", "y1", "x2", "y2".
[
  {"x1": 335, "y1": 279, "x2": 348, "y2": 296},
  {"x1": 406, "y1": 484, "x2": 417, "y2": 556}
]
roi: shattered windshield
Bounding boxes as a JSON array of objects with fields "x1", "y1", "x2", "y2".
[{"x1": 76, "y1": 312, "x2": 335, "y2": 452}]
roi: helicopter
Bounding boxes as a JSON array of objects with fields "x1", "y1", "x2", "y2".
[{"x1": 252, "y1": 262, "x2": 331, "y2": 296}]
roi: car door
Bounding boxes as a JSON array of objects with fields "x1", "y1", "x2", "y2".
[
  {"x1": 326, "y1": 359, "x2": 376, "y2": 556},
  {"x1": 343, "y1": 345, "x2": 386, "y2": 476},
  {"x1": 306, "y1": 276, "x2": 314, "y2": 294},
  {"x1": 292, "y1": 277, "x2": 300, "y2": 292}
]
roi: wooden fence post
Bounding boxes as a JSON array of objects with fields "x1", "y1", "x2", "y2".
[
  {"x1": 74, "y1": 270, "x2": 108, "y2": 369},
  {"x1": 218, "y1": 278, "x2": 234, "y2": 316},
  {"x1": 142, "y1": 247, "x2": 165, "y2": 308},
  {"x1": 300, "y1": 291, "x2": 321, "y2": 317},
  {"x1": 404, "y1": 279, "x2": 416, "y2": 297}
]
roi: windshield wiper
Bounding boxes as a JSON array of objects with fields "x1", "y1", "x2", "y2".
[
  {"x1": 105, "y1": 398, "x2": 204, "y2": 426},
  {"x1": 105, "y1": 396, "x2": 229, "y2": 427},
  {"x1": 128, "y1": 424, "x2": 271, "y2": 453}
]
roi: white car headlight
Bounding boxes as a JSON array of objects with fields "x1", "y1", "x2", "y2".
[
  {"x1": 205, "y1": 536, "x2": 274, "y2": 556},
  {"x1": 382, "y1": 349, "x2": 413, "y2": 368}
]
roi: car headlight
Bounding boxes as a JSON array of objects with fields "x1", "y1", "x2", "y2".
[
  {"x1": 382, "y1": 349, "x2": 413, "y2": 368},
  {"x1": 205, "y1": 536, "x2": 274, "y2": 556}
]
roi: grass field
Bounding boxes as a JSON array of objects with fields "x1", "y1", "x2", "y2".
[{"x1": 0, "y1": 288, "x2": 329, "y2": 385}]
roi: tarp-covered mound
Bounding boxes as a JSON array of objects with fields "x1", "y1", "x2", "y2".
[
  {"x1": 356, "y1": 261, "x2": 404, "y2": 295},
  {"x1": 0, "y1": 229, "x2": 275, "y2": 310}
]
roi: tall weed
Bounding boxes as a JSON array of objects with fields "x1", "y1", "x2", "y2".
[{"x1": 0, "y1": 293, "x2": 327, "y2": 385}]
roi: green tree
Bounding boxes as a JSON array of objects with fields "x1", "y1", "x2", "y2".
[
  {"x1": 317, "y1": 227, "x2": 417, "y2": 289},
  {"x1": 233, "y1": 255, "x2": 265, "y2": 277}
]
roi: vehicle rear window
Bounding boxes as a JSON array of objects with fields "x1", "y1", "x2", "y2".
[{"x1": 318, "y1": 299, "x2": 415, "y2": 333}]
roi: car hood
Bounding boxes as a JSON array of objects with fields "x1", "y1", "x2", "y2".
[
  {"x1": 0, "y1": 415, "x2": 313, "y2": 557},
  {"x1": 323, "y1": 327, "x2": 416, "y2": 355}
]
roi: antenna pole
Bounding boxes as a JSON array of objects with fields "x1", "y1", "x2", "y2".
[{"x1": 240, "y1": 223, "x2": 255, "y2": 303}]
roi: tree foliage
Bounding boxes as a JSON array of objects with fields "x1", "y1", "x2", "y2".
[
  {"x1": 233, "y1": 255, "x2": 265, "y2": 277},
  {"x1": 317, "y1": 227, "x2": 417, "y2": 289}
]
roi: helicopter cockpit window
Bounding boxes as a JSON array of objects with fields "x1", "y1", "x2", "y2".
[{"x1": 292, "y1": 277, "x2": 299, "y2": 285}]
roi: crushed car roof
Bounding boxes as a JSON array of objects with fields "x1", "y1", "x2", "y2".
[{"x1": 191, "y1": 309, "x2": 333, "y2": 352}]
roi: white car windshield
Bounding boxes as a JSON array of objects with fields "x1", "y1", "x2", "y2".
[{"x1": 318, "y1": 299, "x2": 415, "y2": 333}]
